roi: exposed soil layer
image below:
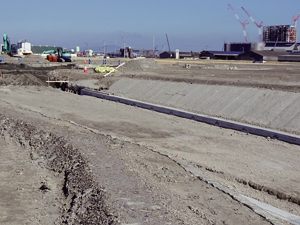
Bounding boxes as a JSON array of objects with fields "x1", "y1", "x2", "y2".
[
  {"x1": 0, "y1": 114, "x2": 117, "y2": 225},
  {"x1": 115, "y1": 59, "x2": 300, "y2": 93},
  {"x1": 0, "y1": 101, "x2": 274, "y2": 225},
  {"x1": 1, "y1": 58, "x2": 300, "y2": 224},
  {"x1": 2, "y1": 58, "x2": 300, "y2": 93}
]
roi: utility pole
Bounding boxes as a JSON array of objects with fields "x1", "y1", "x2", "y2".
[
  {"x1": 121, "y1": 34, "x2": 126, "y2": 58},
  {"x1": 153, "y1": 36, "x2": 155, "y2": 57},
  {"x1": 104, "y1": 41, "x2": 106, "y2": 57}
]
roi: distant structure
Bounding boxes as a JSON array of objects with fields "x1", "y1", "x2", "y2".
[
  {"x1": 224, "y1": 42, "x2": 259, "y2": 52},
  {"x1": 83, "y1": 49, "x2": 93, "y2": 57},
  {"x1": 120, "y1": 47, "x2": 133, "y2": 58},
  {"x1": 31, "y1": 46, "x2": 59, "y2": 55},
  {"x1": 15, "y1": 40, "x2": 33, "y2": 55},
  {"x1": 160, "y1": 51, "x2": 199, "y2": 59},
  {"x1": 263, "y1": 25, "x2": 296, "y2": 43},
  {"x1": 225, "y1": 24, "x2": 299, "y2": 52},
  {"x1": 263, "y1": 25, "x2": 298, "y2": 51},
  {"x1": 226, "y1": 5, "x2": 300, "y2": 52}
]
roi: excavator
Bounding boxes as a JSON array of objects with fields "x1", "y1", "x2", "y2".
[
  {"x1": 42, "y1": 47, "x2": 72, "y2": 62},
  {"x1": 57, "y1": 47, "x2": 71, "y2": 62},
  {"x1": 2, "y1": 33, "x2": 13, "y2": 54},
  {"x1": 2, "y1": 33, "x2": 26, "y2": 56}
]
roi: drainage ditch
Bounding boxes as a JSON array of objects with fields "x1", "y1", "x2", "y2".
[{"x1": 0, "y1": 115, "x2": 118, "y2": 224}]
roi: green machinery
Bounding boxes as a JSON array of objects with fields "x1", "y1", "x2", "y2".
[
  {"x1": 42, "y1": 47, "x2": 72, "y2": 62},
  {"x1": 2, "y1": 33, "x2": 11, "y2": 54}
]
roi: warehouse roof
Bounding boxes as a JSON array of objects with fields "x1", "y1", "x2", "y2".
[{"x1": 205, "y1": 51, "x2": 243, "y2": 56}]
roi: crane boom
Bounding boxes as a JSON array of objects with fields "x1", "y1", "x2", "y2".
[
  {"x1": 241, "y1": 7, "x2": 263, "y2": 49},
  {"x1": 241, "y1": 7, "x2": 263, "y2": 28},
  {"x1": 228, "y1": 4, "x2": 249, "y2": 43},
  {"x1": 166, "y1": 34, "x2": 171, "y2": 52},
  {"x1": 292, "y1": 13, "x2": 300, "y2": 43}
]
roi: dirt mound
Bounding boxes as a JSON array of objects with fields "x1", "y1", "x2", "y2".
[
  {"x1": 120, "y1": 59, "x2": 162, "y2": 71},
  {"x1": 0, "y1": 73, "x2": 47, "y2": 86}
]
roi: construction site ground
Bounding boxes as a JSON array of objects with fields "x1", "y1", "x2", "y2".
[{"x1": 0, "y1": 55, "x2": 300, "y2": 225}]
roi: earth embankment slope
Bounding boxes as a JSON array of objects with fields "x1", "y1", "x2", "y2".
[
  {"x1": 1, "y1": 58, "x2": 300, "y2": 224},
  {"x1": 117, "y1": 59, "x2": 300, "y2": 93},
  {"x1": 0, "y1": 86, "x2": 274, "y2": 225},
  {"x1": 108, "y1": 78, "x2": 300, "y2": 135}
]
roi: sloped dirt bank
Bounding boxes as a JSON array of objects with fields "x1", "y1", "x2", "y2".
[
  {"x1": 0, "y1": 92, "x2": 276, "y2": 225},
  {"x1": 0, "y1": 115, "x2": 117, "y2": 225}
]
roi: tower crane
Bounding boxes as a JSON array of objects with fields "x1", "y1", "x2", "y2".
[
  {"x1": 228, "y1": 4, "x2": 249, "y2": 43},
  {"x1": 292, "y1": 13, "x2": 300, "y2": 43},
  {"x1": 241, "y1": 7, "x2": 264, "y2": 50}
]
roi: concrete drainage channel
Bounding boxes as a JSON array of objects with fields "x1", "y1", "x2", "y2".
[
  {"x1": 80, "y1": 88, "x2": 300, "y2": 146},
  {"x1": 79, "y1": 88, "x2": 300, "y2": 225}
]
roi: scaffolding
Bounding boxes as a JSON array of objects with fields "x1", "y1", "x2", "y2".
[{"x1": 263, "y1": 25, "x2": 297, "y2": 43}]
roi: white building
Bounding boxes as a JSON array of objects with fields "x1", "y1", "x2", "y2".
[{"x1": 15, "y1": 40, "x2": 33, "y2": 55}]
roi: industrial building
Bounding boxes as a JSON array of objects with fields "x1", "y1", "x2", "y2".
[
  {"x1": 263, "y1": 25, "x2": 298, "y2": 51},
  {"x1": 263, "y1": 25, "x2": 297, "y2": 43},
  {"x1": 199, "y1": 51, "x2": 243, "y2": 60},
  {"x1": 225, "y1": 24, "x2": 299, "y2": 52},
  {"x1": 237, "y1": 50, "x2": 286, "y2": 61}
]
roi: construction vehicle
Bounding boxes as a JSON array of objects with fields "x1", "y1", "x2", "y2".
[
  {"x1": 42, "y1": 47, "x2": 72, "y2": 62},
  {"x1": 57, "y1": 47, "x2": 71, "y2": 62},
  {"x1": 2, "y1": 33, "x2": 32, "y2": 56},
  {"x1": 2, "y1": 33, "x2": 11, "y2": 54}
]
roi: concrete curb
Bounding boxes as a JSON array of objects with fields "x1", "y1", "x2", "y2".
[
  {"x1": 166, "y1": 154, "x2": 286, "y2": 225},
  {"x1": 80, "y1": 88, "x2": 300, "y2": 146}
]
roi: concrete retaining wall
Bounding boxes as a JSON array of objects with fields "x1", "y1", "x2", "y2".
[
  {"x1": 81, "y1": 88, "x2": 300, "y2": 145},
  {"x1": 108, "y1": 78, "x2": 300, "y2": 135}
]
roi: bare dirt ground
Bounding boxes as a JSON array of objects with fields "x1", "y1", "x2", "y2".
[{"x1": 0, "y1": 57, "x2": 300, "y2": 224}]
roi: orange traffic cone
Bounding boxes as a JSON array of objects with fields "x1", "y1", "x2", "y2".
[{"x1": 84, "y1": 64, "x2": 87, "y2": 73}]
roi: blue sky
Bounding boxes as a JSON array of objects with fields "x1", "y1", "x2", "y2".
[{"x1": 2, "y1": 0, "x2": 300, "y2": 52}]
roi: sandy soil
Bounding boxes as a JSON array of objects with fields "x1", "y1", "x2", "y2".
[{"x1": 0, "y1": 57, "x2": 300, "y2": 224}]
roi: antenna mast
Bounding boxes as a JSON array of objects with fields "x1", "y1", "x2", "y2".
[
  {"x1": 228, "y1": 4, "x2": 249, "y2": 43},
  {"x1": 242, "y1": 7, "x2": 263, "y2": 50}
]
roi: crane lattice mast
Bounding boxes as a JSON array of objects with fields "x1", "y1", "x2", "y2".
[
  {"x1": 228, "y1": 4, "x2": 249, "y2": 43},
  {"x1": 241, "y1": 7, "x2": 263, "y2": 50},
  {"x1": 292, "y1": 13, "x2": 300, "y2": 43}
]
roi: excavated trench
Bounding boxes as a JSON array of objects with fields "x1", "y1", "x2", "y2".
[{"x1": 0, "y1": 115, "x2": 118, "y2": 224}]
